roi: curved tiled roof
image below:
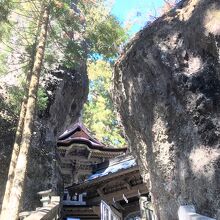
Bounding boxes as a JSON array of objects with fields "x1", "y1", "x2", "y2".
[
  {"x1": 88, "y1": 155, "x2": 136, "y2": 181},
  {"x1": 57, "y1": 122, "x2": 127, "y2": 153}
]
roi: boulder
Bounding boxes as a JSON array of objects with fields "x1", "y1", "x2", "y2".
[{"x1": 113, "y1": 0, "x2": 220, "y2": 219}]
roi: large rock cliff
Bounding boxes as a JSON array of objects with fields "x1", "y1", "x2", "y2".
[
  {"x1": 0, "y1": 65, "x2": 88, "y2": 211},
  {"x1": 113, "y1": 0, "x2": 220, "y2": 219}
]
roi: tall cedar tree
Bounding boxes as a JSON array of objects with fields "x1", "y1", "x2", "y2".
[
  {"x1": 0, "y1": 4, "x2": 44, "y2": 216},
  {"x1": 2, "y1": 5, "x2": 49, "y2": 220}
]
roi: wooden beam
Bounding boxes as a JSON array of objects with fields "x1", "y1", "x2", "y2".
[
  {"x1": 87, "y1": 183, "x2": 148, "y2": 204},
  {"x1": 63, "y1": 206, "x2": 100, "y2": 219},
  {"x1": 69, "y1": 167, "x2": 139, "y2": 194},
  {"x1": 122, "y1": 179, "x2": 131, "y2": 191},
  {"x1": 112, "y1": 201, "x2": 125, "y2": 211},
  {"x1": 97, "y1": 188, "x2": 105, "y2": 198}
]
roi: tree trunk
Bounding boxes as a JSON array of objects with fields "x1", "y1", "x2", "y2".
[
  {"x1": 0, "y1": 6, "x2": 47, "y2": 218},
  {"x1": 4, "y1": 7, "x2": 50, "y2": 220},
  {"x1": 0, "y1": 98, "x2": 27, "y2": 220},
  {"x1": 0, "y1": 72, "x2": 33, "y2": 219}
]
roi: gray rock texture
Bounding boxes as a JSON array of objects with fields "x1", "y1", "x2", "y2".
[
  {"x1": 0, "y1": 65, "x2": 88, "y2": 211},
  {"x1": 113, "y1": 0, "x2": 220, "y2": 219}
]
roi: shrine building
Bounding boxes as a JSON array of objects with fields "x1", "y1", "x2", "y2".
[{"x1": 57, "y1": 122, "x2": 155, "y2": 220}]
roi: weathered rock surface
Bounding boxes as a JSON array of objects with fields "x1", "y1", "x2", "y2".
[
  {"x1": 0, "y1": 65, "x2": 88, "y2": 211},
  {"x1": 113, "y1": 0, "x2": 220, "y2": 219}
]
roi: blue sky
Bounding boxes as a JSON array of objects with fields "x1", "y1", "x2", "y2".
[{"x1": 110, "y1": 0, "x2": 165, "y2": 34}]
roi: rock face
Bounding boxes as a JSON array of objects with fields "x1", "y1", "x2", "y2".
[
  {"x1": 113, "y1": 0, "x2": 220, "y2": 219},
  {"x1": 0, "y1": 65, "x2": 88, "y2": 211}
]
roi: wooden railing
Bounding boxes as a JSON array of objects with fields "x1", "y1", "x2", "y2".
[
  {"x1": 178, "y1": 205, "x2": 216, "y2": 220},
  {"x1": 19, "y1": 190, "x2": 60, "y2": 220}
]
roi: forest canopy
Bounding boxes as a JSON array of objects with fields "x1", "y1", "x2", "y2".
[{"x1": 0, "y1": 0, "x2": 128, "y2": 148}]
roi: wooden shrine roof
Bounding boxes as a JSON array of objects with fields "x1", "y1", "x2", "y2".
[
  {"x1": 57, "y1": 122, "x2": 127, "y2": 153},
  {"x1": 67, "y1": 154, "x2": 139, "y2": 192},
  {"x1": 88, "y1": 154, "x2": 136, "y2": 181},
  {"x1": 67, "y1": 155, "x2": 148, "y2": 205}
]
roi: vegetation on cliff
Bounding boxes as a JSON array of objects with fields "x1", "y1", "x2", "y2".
[{"x1": 83, "y1": 60, "x2": 126, "y2": 147}]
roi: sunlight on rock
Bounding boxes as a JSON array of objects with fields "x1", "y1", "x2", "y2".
[
  {"x1": 136, "y1": 139, "x2": 149, "y2": 182},
  {"x1": 184, "y1": 55, "x2": 203, "y2": 76},
  {"x1": 204, "y1": 5, "x2": 220, "y2": 35},
  {"x1": 176, "y1": 0, "x2": 199, "y2": 22},
  {"x1": 152, "y1": 116, "x2": 174, "y2": 170},
  {"x1": 189, "y1": 148, "x2": 219, "y2": 178}
]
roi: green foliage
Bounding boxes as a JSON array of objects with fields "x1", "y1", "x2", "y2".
[
  {"x1": 0, "y1": 22, "x2": 12, "y2": 42},
  {"x1": 7, "y1": 84, "x2": 48, "y2": 116},
  {"x1": 80, "y1": 0, "x2": 128, "y2": 59},
  {"x1": 0, "y1": 0, "x2": 128, "y2": 70},
  {"x1": 83, "y1": 60, "x2": 126, "y2": 147},
  {"x1": 0, "y1": 0, "x2": 14, "y2": 41},
  {"x1": 45, "y1": 0, "x2": 128, "y2": 147},
  {"x1": 1, "y1": 0, "x2": 128, "y2": 147},
  {"x1": 48, "y1": 0, "x2": 85, "y2": 68},
  {"x1": 0, "y1": 97, "x2": 17, "y2": 135},
  {"x1": 0, "y1": 0, "x2": 12, "y2": 23},
  {"x1": 8, "y1": 85, "x2": 25, "y2": 115},
  {"x1": 0, "y1": 51, "x2": 9, "y2": 76},
  {"x1": 37, "y1": 87, "x2": 48, "y2": 112}
]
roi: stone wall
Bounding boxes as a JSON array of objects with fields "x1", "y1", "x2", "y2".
[{"x1": 113, "y1": 0, "x2": 220, "y2": 219}]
